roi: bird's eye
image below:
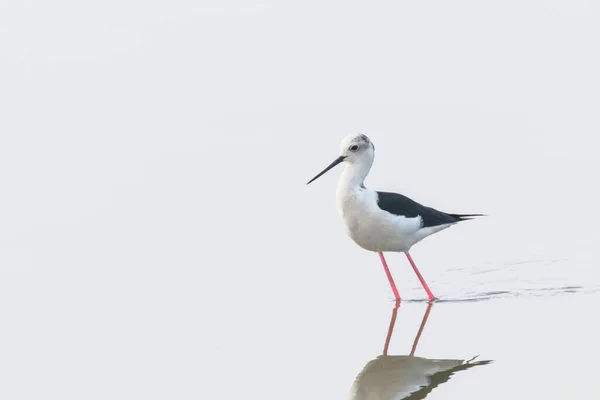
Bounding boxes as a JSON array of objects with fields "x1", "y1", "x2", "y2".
[{"x1": 350, "y1": 145, "x2": 359, "y2": 151}]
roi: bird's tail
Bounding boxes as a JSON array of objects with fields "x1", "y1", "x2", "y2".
[{"x1": 449, "y1": 213, "x2": 486, "y2": 221}]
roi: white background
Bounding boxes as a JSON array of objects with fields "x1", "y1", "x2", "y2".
[{"x1": 1, "y1": 1, "x2": 599, "y2": 399}]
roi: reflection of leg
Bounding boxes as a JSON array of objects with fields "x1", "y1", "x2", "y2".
[
  {"x1": 410, "y1": 303, "x2": 433, "y2": 356},
  {"x1": 383, "y1": 300, "x2": 401, "y2": 355},
  {"x1": 405, "y1": 252, "x2": 436, "y2": 302},
  {"x1": 379, "y1": 252, "x2": 400, "y2": 301}
]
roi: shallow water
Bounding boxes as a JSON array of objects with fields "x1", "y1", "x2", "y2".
[
  {"x1": 2, "y1": 0, "x2": 600, "y2": 398},
  {"x1": 3, "y1": 250, "x2": 599, "y2": 399}
]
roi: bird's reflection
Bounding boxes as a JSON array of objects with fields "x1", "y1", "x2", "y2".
[{"x1": 349, "y1": 302, "x2": 491, "y2": 400}]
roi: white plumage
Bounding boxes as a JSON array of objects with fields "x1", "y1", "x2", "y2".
[
  {"x1": 334, "y1": 134, "x2": 457, "y2": 252},
  {"x1": 307, "y1": 133, "x2": 482, "y2": 302}
]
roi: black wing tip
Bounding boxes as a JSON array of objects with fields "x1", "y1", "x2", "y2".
[{"x1": 450, "y1": 213, "x2": 487, "y2": 221}]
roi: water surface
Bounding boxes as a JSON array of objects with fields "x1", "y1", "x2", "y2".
[{"x1": 1, "y1": 0, "x2": 599, "y2": 398}]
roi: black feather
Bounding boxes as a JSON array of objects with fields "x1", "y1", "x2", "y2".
[{"x1": 376, "y1": 191, "x2": 483, "y2": 228}]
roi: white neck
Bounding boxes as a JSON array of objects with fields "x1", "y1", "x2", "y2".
[{"x1": 337, "y1": 160, "x2": 373, "y2": 193}]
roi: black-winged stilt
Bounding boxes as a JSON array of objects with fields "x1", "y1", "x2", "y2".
[{"x1": 307, "y1": 133, "x2": 483, "y2": 302}]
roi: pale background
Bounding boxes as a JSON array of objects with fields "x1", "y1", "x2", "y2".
[{"x1": 1, "y1": 0, "x2": 599, "y2": 399}]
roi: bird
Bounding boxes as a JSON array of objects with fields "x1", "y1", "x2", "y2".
[
  {"x1": 307, "y1": 133, "x2": 483, "y2": 302},
  {"x1": 348, "y1": 302, "x2": 491, "y2": 400}
]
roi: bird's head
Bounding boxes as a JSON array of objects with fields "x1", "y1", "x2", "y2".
[
  {"x1": 307, "y1": 133, "x2": 375, "y2": 185},
  {"x1": 340, "y1": 133, "x2": 375, "y2": 164}
]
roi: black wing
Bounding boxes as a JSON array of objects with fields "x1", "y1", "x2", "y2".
[{"x1": 376, "y1": 191, "x2": 480, "y2": 228}]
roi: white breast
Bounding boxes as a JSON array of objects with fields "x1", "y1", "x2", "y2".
[{"x1": 336, "y1": 187, "x2": 422, "y2": 253}]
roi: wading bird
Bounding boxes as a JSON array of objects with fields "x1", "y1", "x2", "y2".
[{"x1": 307, "y1": 134, "x2": 482, "y2": 302}]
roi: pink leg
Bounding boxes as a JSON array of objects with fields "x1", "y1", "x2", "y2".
[
  {"x1": 379, "y1": 252, "x2": 400, "y2": 301},
  {"x1": 383, "y1": 300, "x2": 400, "y2": 355},
  {"x1": 410, "y1": 303, "x2": 433, "y2": 356},
  {"x1": 405, "y1": 252, "x2": 436, "y2": 302}
]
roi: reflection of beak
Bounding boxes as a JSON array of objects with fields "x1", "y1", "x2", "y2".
[{"x1": 306, "y1": 155, "x2": 346, "y2": 185}]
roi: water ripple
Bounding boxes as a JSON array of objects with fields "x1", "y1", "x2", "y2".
[{"x1": 400, "y1": 285, "x2": 594, "y2": 303}]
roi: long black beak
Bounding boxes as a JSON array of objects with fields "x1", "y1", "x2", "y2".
[{"x1": 306, "y1": 155, "x2": 346, "y2": 185}]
